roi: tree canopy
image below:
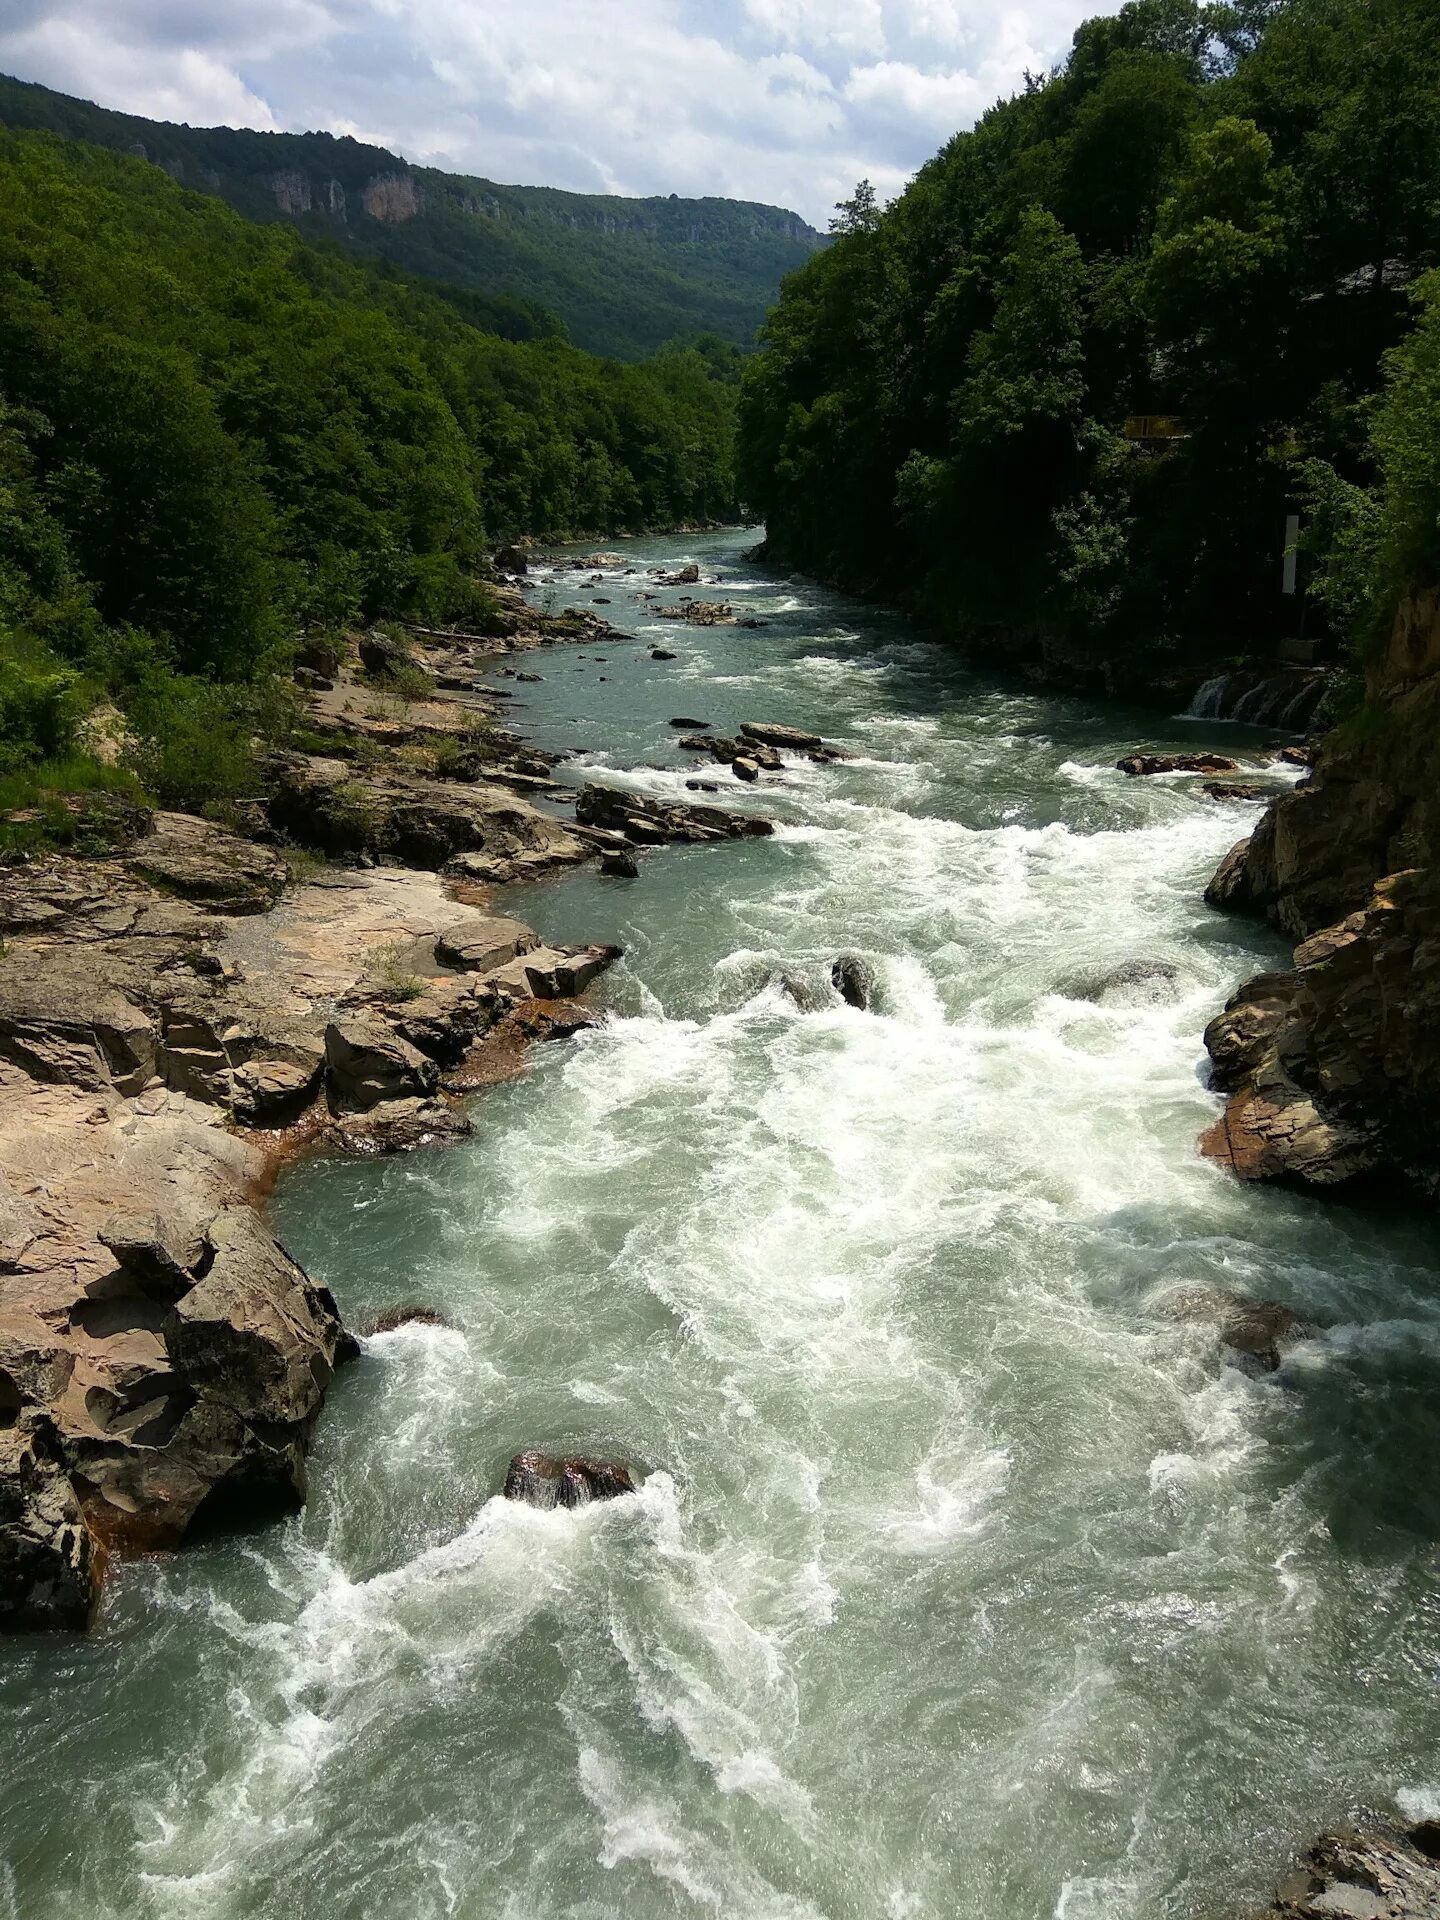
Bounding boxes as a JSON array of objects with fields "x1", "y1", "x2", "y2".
[{"x1": 738, "y1": 0, "x2": 1440, "y2": 683}]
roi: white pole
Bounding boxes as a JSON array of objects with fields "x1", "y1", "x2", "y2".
[{"x1": 1282, "y1": 513, "x2": 1300, "y2": 595}]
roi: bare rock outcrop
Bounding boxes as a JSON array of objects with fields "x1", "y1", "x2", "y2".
[
  {"x1": 267, "y1": 754, "x2": 588, "y2": 879},
  {"x1": 0, "y1": 850, "x2": 622, "y2": 1627},
  {"x1": 1201, "y1": 592, "x2": 1440, "y2": 1196}
]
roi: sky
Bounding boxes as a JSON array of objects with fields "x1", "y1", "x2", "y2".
[{"x1": 0, "y1": 0, "x2": 1105, "y2": 226}]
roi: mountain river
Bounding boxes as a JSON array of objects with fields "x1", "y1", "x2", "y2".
[{"x1": 3, "y1": 528, "x2": 1439, "y2": 1920}]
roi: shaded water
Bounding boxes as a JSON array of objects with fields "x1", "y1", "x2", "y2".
[{"x1": 4, "y1": 530, "x2": 1440, "y2": 1919}]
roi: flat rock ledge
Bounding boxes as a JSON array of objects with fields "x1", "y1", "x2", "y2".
[{"x1": 0, "y1": 837, "x2": 620, "y2": 1631}]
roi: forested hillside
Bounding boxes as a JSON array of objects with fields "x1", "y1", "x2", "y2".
[
  {"x1": 738, "y1": 0, "x2": 1440, "y2": 694},
  {"x1": 0, "y1": 74, "x2": 824, "y2": 361},
  {"x1": 0, "y1": 129, "x2": 739, "y2": 812}
]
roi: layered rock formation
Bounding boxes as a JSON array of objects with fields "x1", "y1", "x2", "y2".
[
  {"x1": 0, "y1": 840, "x2": 621, "y2": 1629},
  {"x1": 1201, "y1": 590, "x2": 1440, "y2": 1195}
]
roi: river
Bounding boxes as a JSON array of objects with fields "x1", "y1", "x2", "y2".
[{"x1": 4, "y1": 528, "x2": 1440, "y2": 1919}]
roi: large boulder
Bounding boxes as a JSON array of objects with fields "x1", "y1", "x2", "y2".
[
  {"x1": 434, "y1": 917, "x2": 536, "y2": 974},
  {"x1": 1262, "y1": 1827, "x2": 1440, "y2": 1918},
  {"x1": 358, "y1": 629, "x2": 415, "y2": 680},
  {"x1": 1205, "y1": 837, "x2": 1256, "y2": 910},
  {"x1": 1199, "y1": 870, "x2": 1440, "y2": 1191},
  {"x1": 268, "y1": 756, "x2": 588, "y2": 880},
  {"x1": 325, "y1": 1019, "x2": 438, "y2": 1110},
  {"x1": 501, "y1": 1450, "x2": 637, "y2": 1509},
  {"x1": 485, "y1": 944, "x2": 619, "y2": 1000}
]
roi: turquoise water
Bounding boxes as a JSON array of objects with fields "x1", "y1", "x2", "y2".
[{"x1": 4, "y1": 529, "x2": 1439, "y2": 1920}]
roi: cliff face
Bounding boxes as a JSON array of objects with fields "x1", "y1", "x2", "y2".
[{"x1": 1201, "y1": 591, "x2": 1440, "y2": 1196}]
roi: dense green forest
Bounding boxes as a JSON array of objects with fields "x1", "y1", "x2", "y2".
[
  {"x1": 0, "y1": 74, "x2": 824, "y2": 362},
  {"x1": 737, "y1": 0, "x2": 1440, "y2": 691},
  {"x1": 0, "y1": 128, "x2": 741, "y2": 813}
]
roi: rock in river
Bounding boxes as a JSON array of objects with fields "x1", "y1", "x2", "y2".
[
  {"x1": 741, "y1": 721, "x2": 824, "y2": 752},
  {"x1": 502, "y1": 1450, "x2": 637, "y2": 1509},
  {"x1": 832, "y1": 954, "x2": 875, "y2": 1010},
  {"x1": 575, "y1": 783, "x2": 773, "y2": 846},
  {"x1": 1117, "y1": 753, "x2": 1240, "y2": 777}
]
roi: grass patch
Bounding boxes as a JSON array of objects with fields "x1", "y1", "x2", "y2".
[
  {"x1": 280, "y1": 843, "x2": 327, "y2": 888},
  {"x1": 0, "y1": 754, "x2": 150, "y2": 855},
  {"x1": 368, "y1": 939, "x2": 426, "y2": 1002}
]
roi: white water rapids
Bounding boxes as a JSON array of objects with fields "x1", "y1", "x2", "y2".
[{"x1": 3, "y1": 529, "x2": 1439, "y2": 1920}]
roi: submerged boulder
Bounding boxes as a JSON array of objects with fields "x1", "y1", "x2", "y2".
[
  {"x1": 1068, "y1": 958, "x2": 1181, "y2": 1005},
  {"x1": 1151, "y1": 1284, "x2": 1312, "y2": 1374},
  {"x1": 501, "y1": 1450, "x2": 637, "y2": 1510},
  {"x1": 1220, "y1": 1298, "x2": 1311, "y2": 1374},
  {"x1": 355, "y1": 1304, "x2": 454, "y2": 1336}
]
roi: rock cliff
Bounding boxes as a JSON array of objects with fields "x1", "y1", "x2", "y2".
[{"x1": 1201, "y1": 590, "x2": 1440, "y2": 1196}]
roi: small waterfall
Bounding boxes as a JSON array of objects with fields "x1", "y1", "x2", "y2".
[
  {"x1": 1185, "y1": 674, "x2": 1231, "y2": 719},
  {"x1": 1279, "y1": 679, "x2": 1322, "y2": 729},
  {"x1": 1230, "y1": 681, "x2": 1272, "y2": 723},
  {"x1": 1183, "y1": 668, "x2": 1325, "y2": 729}
]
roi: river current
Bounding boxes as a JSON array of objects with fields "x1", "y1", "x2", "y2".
[{"x1": 4, "y1": 528, "x2": 1440, "y2": 1919}]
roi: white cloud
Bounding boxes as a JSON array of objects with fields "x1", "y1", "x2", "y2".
[
  {"x1": 0, "y1": 0, "x2": 1108, "y2": 222},
  {"x1": 844, "y1": 59, "x2": 988, "y2": 133}
]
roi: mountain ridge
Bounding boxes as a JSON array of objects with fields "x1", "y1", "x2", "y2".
[{"x1": 0, "y1": 72, "x2": 825, "y2": 359}]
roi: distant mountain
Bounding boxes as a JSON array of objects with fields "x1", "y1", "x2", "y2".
[{"x1": 0, "y1": 73, "x2": 825, "y2": 360}]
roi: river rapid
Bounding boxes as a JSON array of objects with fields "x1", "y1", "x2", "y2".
[{"x1": 4, "y1": 528, "x2": 1440, "y2": 1920}]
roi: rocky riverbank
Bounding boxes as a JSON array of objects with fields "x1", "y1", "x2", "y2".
[
  {"x1": 0, "y1": 575, "x2": 778, "y2": 1631},
  {"x1": 1199, "y1": 590, "x2": 1440, "y2": 1199}
]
